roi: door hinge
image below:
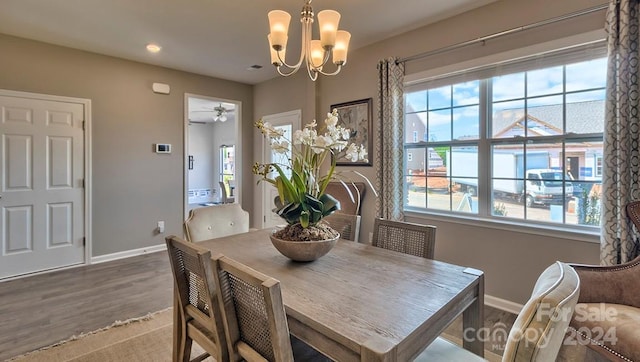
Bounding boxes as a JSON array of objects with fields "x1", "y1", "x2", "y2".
[
  {"x1": 82, "y1": 121, "x2": 85, "y2": 130},
  {"x1": 264, "y1": 215, "x2": 266, "y2": 222},
  {"x1": 81, "y1": 179, "x2": 85, "y2": 188},
  {"x1": 82, "y1": 237, "x2": 86, "y2": 246}
]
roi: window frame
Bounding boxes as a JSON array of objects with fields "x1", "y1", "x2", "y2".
[{"x1": 403, "y1": 42, "x2": 606, "y2": 233}]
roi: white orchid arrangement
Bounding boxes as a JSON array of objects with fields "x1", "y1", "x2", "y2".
[{"x1": 253, "y1": 109, "x2": 370, "y2": 228}]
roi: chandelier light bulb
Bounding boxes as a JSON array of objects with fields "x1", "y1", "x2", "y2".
[
  {"x1": 267, "y1": 10, "x2": 291, "y2": 50},
  {"x1": 310, "y1": 40, "x2": 325, "y2": 68},
  {"x1": 317, "y1": 10, "x2": 340, "y2": 49},
  {"x1": 333, "y1": 31, "x2": 351, "y2": 65}
]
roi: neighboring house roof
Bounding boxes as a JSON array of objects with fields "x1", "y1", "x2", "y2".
[
  {"x1": 405, "y1": 100, "x2": 604, "y2": 140},
  {"x1": 493, "y1": 100, "x2": 604, "y2": 136}
]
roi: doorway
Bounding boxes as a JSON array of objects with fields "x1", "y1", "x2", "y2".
[
  {"x1": 0, "y1": 89, "x2": 90, "y2": 279},
  {"x1": 184, "y1": 94, "x2": 241, "y2": 220},
  {"x1": 260, "y1": 110, "x2": 301, "y2": 229}
]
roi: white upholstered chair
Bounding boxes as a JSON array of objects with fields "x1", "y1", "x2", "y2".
[
  {"x1": 416, "y1": 261, "x2": 580, "y2": 361},
  {"x1": 185, "y1": 204, "x2": 249, "y2": 242}
]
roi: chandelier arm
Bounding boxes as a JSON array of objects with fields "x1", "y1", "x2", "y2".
[
  {"x1": 275, "y1": 25, "x2": 306, "y2": 70},
  {"x1": 275, "y1": 51, "x2": 303, "y2": 70},
  {"x1": 306, "y1": 67, "x2": 319, "y2": 81},
  {"x1": 276, "y1": 65, "x2": 300, "y2": 77},
  {"x1": 302, "y1": 18, "x2": 319, "y2": 81},
  {"x1": 319, "y1": 47, "x2": 331, "y2": 68},
  {"x1": 315, "y1": 64, "x2": 343, "y2": 76}
]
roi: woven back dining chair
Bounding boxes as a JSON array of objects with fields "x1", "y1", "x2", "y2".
[
  {"x1": 323, "y1": 213, "x2": 361, "y2": 241},
  {"x1": 211, "y1": 254, "x2": 294, "y2": 362},
  {"x1": 371, "y1": 218, "x2": 436, "y2": 259},
  {"x1": 165, "y1": 235, "x2": 228, "y2": 362}
]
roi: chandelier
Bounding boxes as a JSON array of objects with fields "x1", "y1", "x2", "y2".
[{"x1": 267, "y1": 0, "x2": 351, "y2": 81}]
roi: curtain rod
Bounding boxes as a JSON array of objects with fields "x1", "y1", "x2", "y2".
[{"x1": 397, "y1": 4, "x2": 609, "y2": 64}]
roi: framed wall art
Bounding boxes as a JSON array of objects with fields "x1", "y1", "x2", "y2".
[{"x1": 330, "y1": 98, "x2": 373, "y2": 166}]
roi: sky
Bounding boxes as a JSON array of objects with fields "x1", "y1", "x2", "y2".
[{"x1": 405, "y1": 57, "x2": 607, "y2": 142}]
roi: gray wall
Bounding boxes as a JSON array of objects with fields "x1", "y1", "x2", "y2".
[
  {"x1": 0, "y1": 33, "x2": 253, "y2": 257},
  {"x1": 256, "y1": 0, "x2": 605, "y2": 304},
  {"x1": 0, "y1": 0, "x2": 607, "y2": 304}
]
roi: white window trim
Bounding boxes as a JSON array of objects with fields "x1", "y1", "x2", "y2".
[
  {"x1": 405, "y1": 29, "x2": 605, "y2": 85},
  {"x1": 403, "y1": 31, "x2": 606, "y2": 235},
  {"x1": 405, "y1": 209, "x2": 600, "y2": 243}
]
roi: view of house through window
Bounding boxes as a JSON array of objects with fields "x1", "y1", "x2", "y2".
[{"x1": 404, "y1": 47, "x2": 605, "y2": 228}]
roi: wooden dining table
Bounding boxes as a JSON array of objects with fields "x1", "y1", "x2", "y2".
[{"x1": 193, "y1": 228, "x2": 484, "y2": 362}]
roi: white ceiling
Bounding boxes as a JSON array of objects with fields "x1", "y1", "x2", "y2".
[
  {"x1": 0, "y1": 0, "x2": 497, "y2": 85},
  {"x1": 189, "y1": 98, "x2": 236, "y2": 123}
]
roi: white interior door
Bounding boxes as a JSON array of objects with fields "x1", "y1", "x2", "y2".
[
  {"x1": 261, "y1": 110, "x2": 301, "y2": 229},
  {"x1": 1, "y1": 93, "x2": 85, "y2": 278}
]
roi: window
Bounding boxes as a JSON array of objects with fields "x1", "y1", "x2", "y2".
[
  {"x1": 219, "y1": 145, "x2": 235, "y2": 195},
  {"x1": 595, "y1": 156, "x2": 603, "y2": 177},
  {"x1": 404, "y1": 43, "x2": 606, "y2": 228}
]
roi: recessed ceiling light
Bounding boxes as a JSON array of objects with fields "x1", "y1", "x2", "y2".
[{"x1": 146, "y1": 43, "x2": 162, "y2": 53}]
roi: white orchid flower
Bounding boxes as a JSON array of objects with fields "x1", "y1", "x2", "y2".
[
  {"x1": 358, "y1": 145, "x2": 368, "y2": 160},
  {"x1": 312, "y1": 135, "x2": 332, "y2": 154},
  {"x1": 332, "y1": 140, "x2": 348, "y2": 152},
  {"x1": 253, "y1": 107, "x2": 375, "y2": 230},
  {"x1": 345, "y1": 143, "x2": 359, "y2": 162},
  {"x1": 292, "y1": 130, "x2": 304, "y2": 145},
  {"x1": 325, "y1": 112, "x2": 338, "y2": 128},
  {"x1": 272, "y1": 140, "x2": 289, "y2": 154}
]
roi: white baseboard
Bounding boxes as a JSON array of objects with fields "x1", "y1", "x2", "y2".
[
  {"x1": 91, "y1": 244, "x2": 167, "y2": 264},
  {"x1": 485, "y1": 294, "x2": 523, "y2": 315}
]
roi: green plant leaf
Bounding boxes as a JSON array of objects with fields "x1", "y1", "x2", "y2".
[
  {"x1": 300, "y1": 210, "x2": 310, "y2": 228},
  {"x1": 319, "y1": 193, "x2": 340, "y2": 216},
  {"x1": 271, "y1": 163, "x2": 298, "y2": 202},
  {"x1": 277, "y1": 202, "x2": 303, "y2": 224}
]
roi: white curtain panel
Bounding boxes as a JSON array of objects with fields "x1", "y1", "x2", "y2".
[
  {"x1": 601, "y1": 0, "x2": 640, "y2": 264},
  {"x1": 375, "y1": 58, "x2": 405, "y2": 220}
]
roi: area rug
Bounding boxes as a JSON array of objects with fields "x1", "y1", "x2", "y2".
[
  {"x1": 6, "y1": 308, "x2": 211, "y2": 362},
  {"x1": 8, "y1": 307, "x2": 500, "y2": 362}
]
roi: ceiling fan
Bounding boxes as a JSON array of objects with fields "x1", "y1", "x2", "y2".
[{"x1": 191, "y1": 103, "x2": 233, "y2": 122}]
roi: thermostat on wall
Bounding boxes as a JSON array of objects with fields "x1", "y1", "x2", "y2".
[{"x1": 155, "y1": 143, "x2": 171, "y2": 153}]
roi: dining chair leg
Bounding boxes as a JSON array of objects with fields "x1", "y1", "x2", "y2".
[
  {"x1": 173, "y1": 291, "x2": 192, "y2": 362},
  {"x1": 173, "y1": 290, "x2": 183, "y2": 362},
  {"x1": 180, "y1": 334, "x2": 193, "y2": 362}
]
